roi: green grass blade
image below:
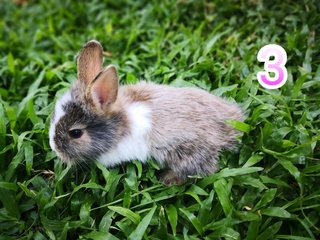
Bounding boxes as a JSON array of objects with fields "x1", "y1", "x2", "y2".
[
  {"x1": 128, "y1": 205, "x2": 157, "y2": 240},
  {"x1": 165, "y1": 204, "x2": 178, "y2": 235},
  {"x1": 256, "y1": 221, "x2": 282, "y2": 240},
  {"x1": 214, "y1": 178, "x2": 233, "y2": 216},
  {"x1": 108, "y1": 206, "x2": 140, "y2": 224},
  {"x1": 260, "y1": 207, "x2": 292, "y2": 218},
  {"x1": 179, "y1": 208, "x2": 204, "y2": 236}
]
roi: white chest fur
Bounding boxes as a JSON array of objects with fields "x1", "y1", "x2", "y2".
[{"x1": 98, "y1": 103, "x2": 152, "y2": 166}]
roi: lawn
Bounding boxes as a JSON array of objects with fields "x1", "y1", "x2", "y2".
[{"x1": 0, "y1": 0, "x2": 320, "y2": 239}]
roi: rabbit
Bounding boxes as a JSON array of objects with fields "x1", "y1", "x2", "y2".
[{"x1": 49, "y1": 40, "x2": 244, "y2": 185}]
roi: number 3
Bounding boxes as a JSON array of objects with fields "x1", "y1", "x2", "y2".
[{"x1": 257, "y1": 44, "x2": 288, "y2": 89}]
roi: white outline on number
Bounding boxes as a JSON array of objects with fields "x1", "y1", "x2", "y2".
[{"x1": 257, "y1": 44, "x2": 288, "y2": 89}]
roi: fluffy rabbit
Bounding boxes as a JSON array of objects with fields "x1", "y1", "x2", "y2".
[{"x1": 49, "y1": 40, "x2": 244, "y2": 185}]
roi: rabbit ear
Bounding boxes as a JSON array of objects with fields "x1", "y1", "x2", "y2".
[
  {"x1": 90, "y1": 65, "x2": 118, "y2": 111},
  {"x1": 77, "y1": 40, "x2": 103, "y2": 84}
]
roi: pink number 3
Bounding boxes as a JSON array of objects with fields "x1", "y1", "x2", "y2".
[{"x1": 257, "y1": 44, "x2": 288, "y2": 89}]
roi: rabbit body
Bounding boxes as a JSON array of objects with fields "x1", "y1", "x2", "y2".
[{"x1": 49, "y1": 40, "x2": 243, "y2": 184}]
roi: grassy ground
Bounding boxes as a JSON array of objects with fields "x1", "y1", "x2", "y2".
[{"x1": 1, "y1": 0, "x2": 320, "y2": 239}]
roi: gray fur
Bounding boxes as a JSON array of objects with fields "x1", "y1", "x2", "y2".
[
  {"x1": 50, "y1": 40, "x2": 244, "y2": 185},
  {"x1": 118, "y1": 83, "x2": 243, "y2": 183}
]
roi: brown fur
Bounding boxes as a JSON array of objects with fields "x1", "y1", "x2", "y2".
[
  {"x1": 77, "y1": 40, "x2": 103, "y2": 84},
  {"x1": 113, "y1": 82, "x2": 243, "y2": 183},
  {"x1": 54, "y1": 40, "x2": 244, "y2": 185}
]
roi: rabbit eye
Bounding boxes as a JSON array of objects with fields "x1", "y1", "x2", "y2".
[{"x1": 68, "y1": 129, "x2": 83, "y2": 139}]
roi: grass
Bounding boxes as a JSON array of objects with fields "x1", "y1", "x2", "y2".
[{"x1": 0, "y1": 0, "x2": 320, "y2": 239}]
